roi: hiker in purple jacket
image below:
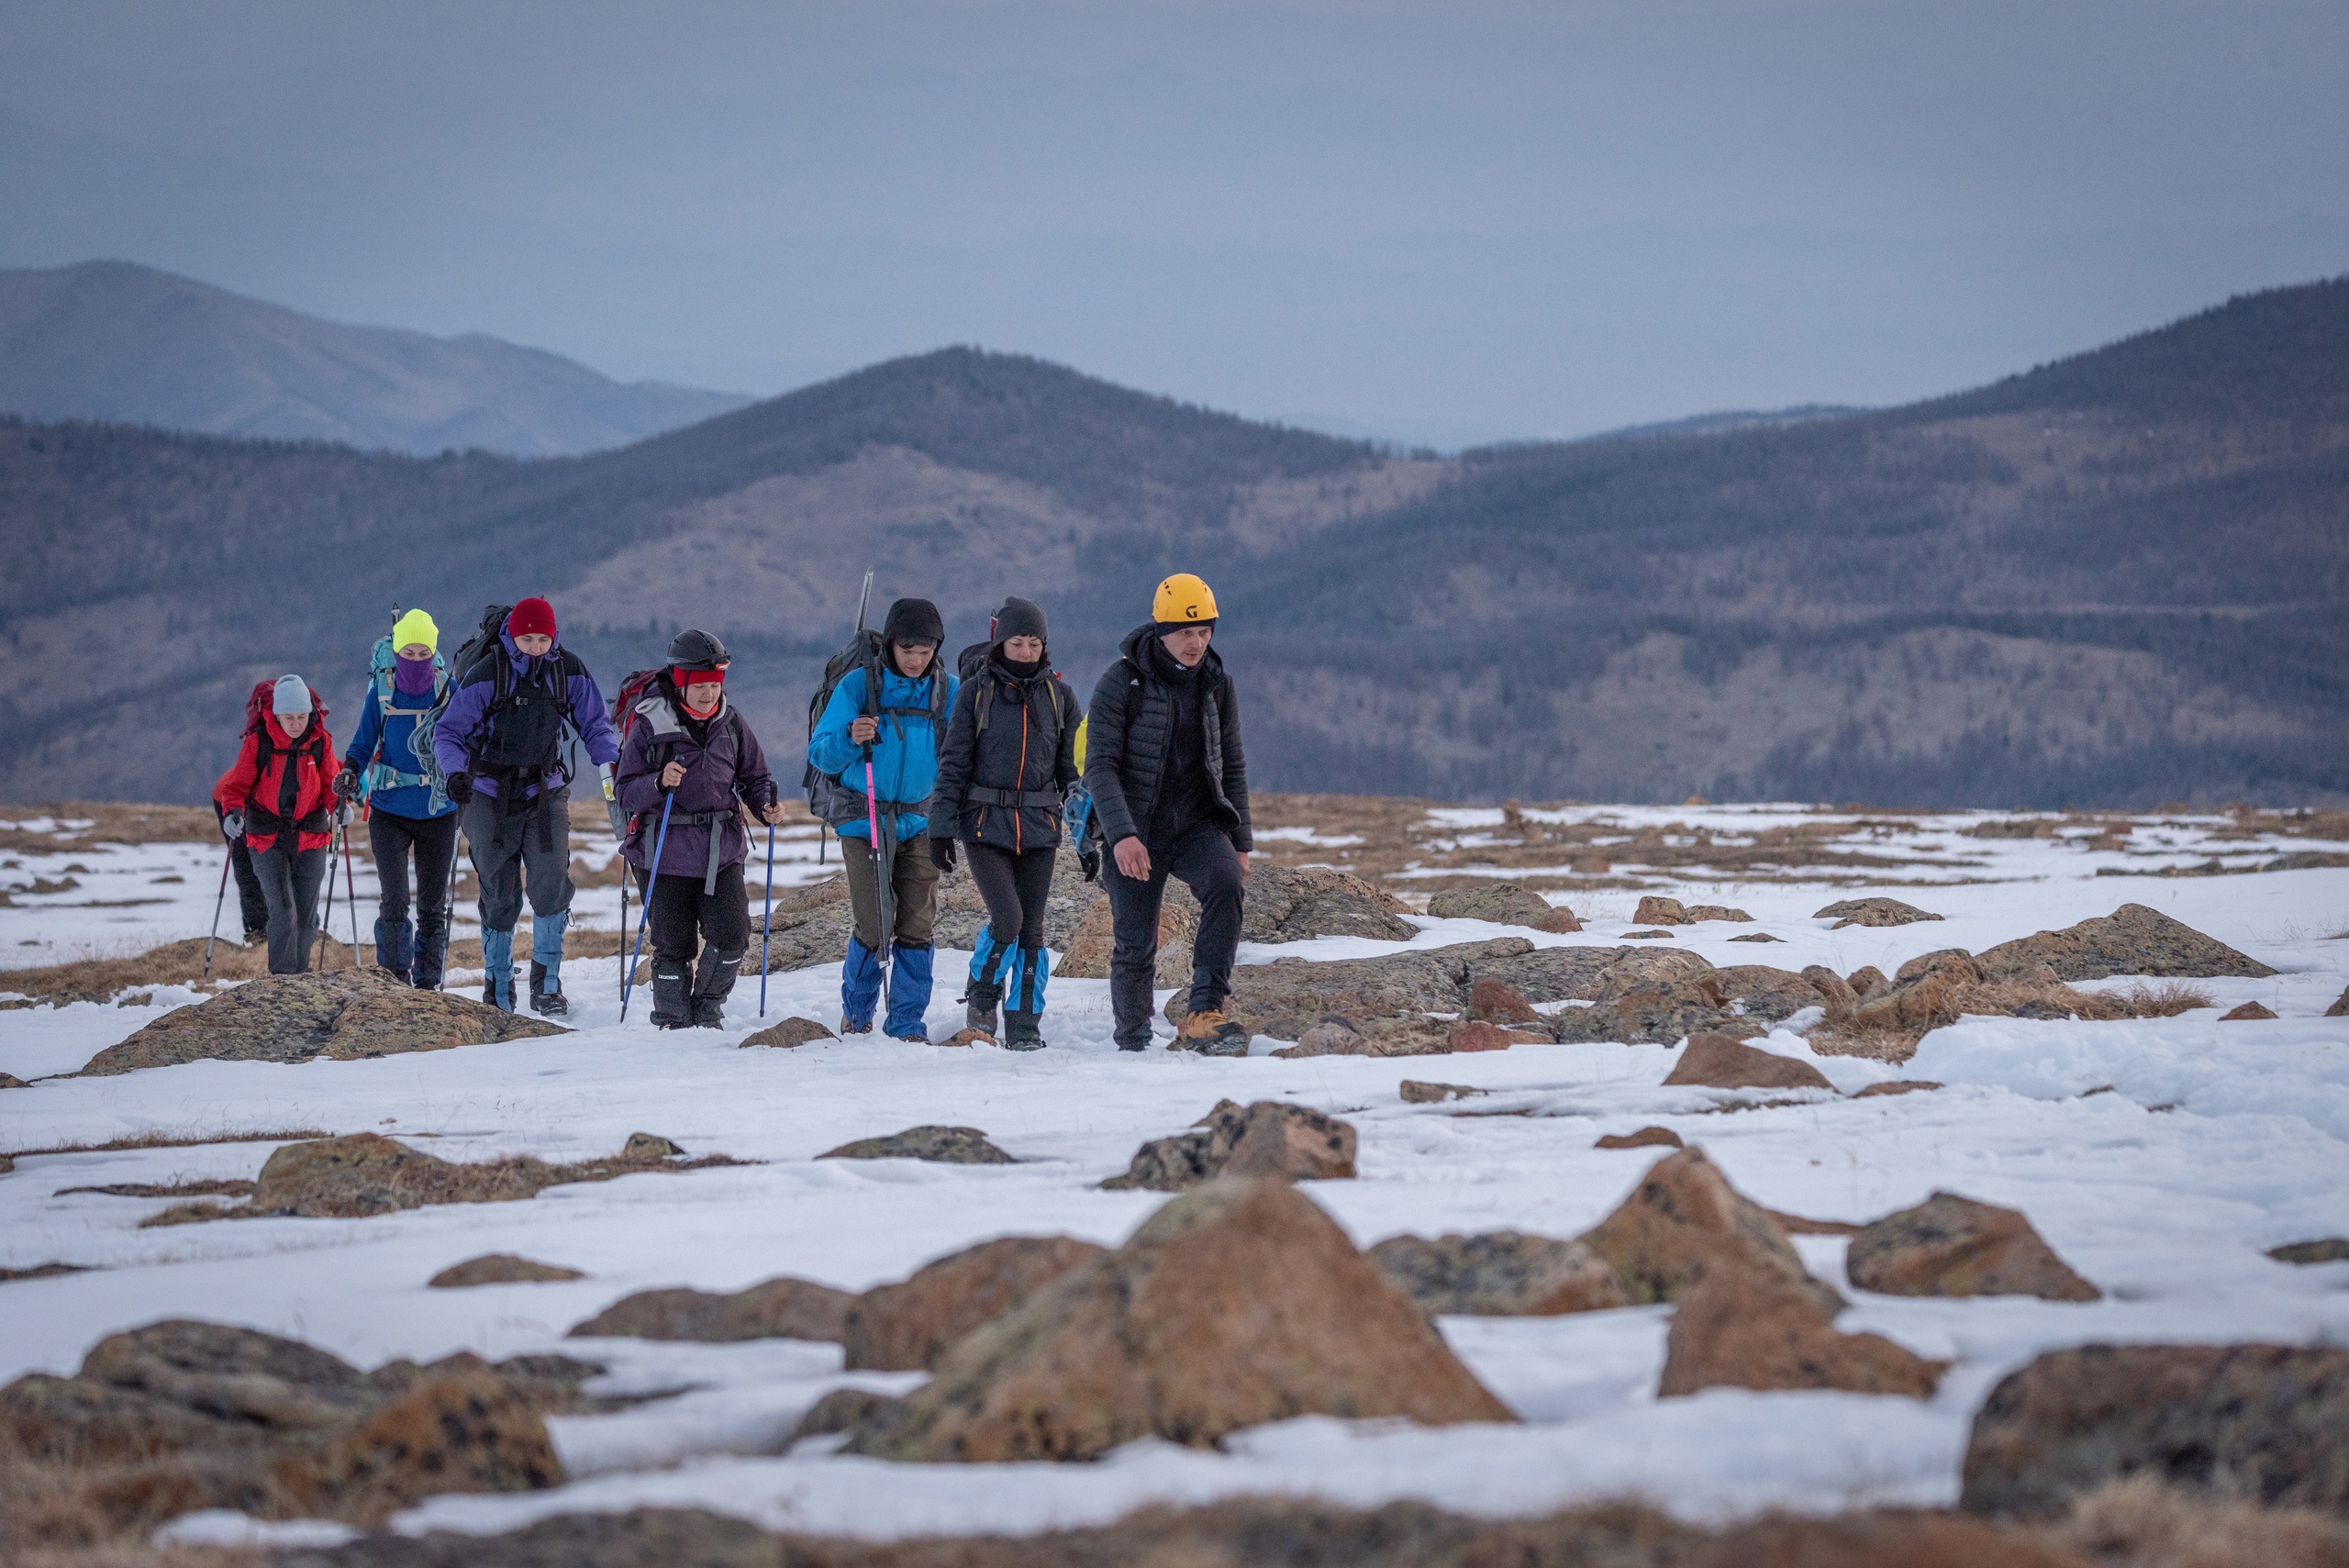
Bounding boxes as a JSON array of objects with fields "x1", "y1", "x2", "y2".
[
  {"x1": 615, "y1": 630, "x2": 784, "y2": 1029},
  {"x1": 431, "y1": 596, "x2": 620, "y2": 1015}
]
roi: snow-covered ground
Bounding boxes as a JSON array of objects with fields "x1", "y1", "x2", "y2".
[{"x1": 3, "y1": 804, "x2": 2346, "y2": 1546}]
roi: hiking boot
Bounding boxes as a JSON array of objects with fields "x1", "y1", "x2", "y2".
[
  {"x1": 650, "y1": 959, "x2": 691, "y2": 1030},
  {"x1": 1003, "y1": 1010, "x2": 1045, "y2": 1051},
  {"x1": 1173, "y1": 1009, "x2": 1250, "y2": 1057},
  {"x1": 841, "y1": 1014, "x2": 874, "y2": 1035},
  {"x1": 529, "y1": 961, "x2": 568, "y2": 1018},
  {"x1": 243, "y1": 927, "x2": 269, "y2": 947},
  {"x1": 690, "y1": 997, "x2": 725, "y2": 1029},
  {"x1": 963, "y1": 981, "x2": 1003, "y2": 1040},
  {"x1": 890, "y1": 1027, "x2": 930, "y2": 1045}
]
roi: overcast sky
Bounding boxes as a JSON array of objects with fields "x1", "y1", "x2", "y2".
[{"x1": 3, "y1": 0, "x2": 2343, "y2": 446}]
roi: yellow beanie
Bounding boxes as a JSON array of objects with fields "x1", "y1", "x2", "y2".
[{"x1": 390, "y1": 608, "x2": 439, "y2": 652}]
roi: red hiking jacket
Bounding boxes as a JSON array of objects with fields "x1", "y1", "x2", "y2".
[{"x1": 214, "y1": 708, "x2": 339, "y2": 853}]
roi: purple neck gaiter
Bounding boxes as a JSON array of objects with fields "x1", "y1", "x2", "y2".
[{"x1": 394, "y1": 654, "x2": 438, "y2": 697}]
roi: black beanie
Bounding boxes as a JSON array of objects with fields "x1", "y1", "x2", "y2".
[
  {"x1": 993, "y1": 596, "x2": 1047, "y2": 647},
  {"x1": 882, "y1": 597, "x2": 945, "y2": 648}
]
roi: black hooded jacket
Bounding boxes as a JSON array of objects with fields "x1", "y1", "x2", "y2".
[
  {"x1": 1084, "y1": 622, "x2": 1252, "y2": 853},
  {"x1": 930, "y1": 643, "x2": 1081, "y2": 852}
]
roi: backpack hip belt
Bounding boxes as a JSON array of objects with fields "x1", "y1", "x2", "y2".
[
  {"x1": 248, "y1": 804, "x2": 333, "y2": 838},
  {"x1": 966, "y1": 786, "x2": 1063, "y2": 809},
  {"x1": 648, "y1": 808, "x2": 736, "y2": 895}
]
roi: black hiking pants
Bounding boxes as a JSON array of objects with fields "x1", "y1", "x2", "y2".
[
  {"x1": 252, "y1": 842, "x2": 327, "y2": 974},
  {"x1": 1102, "y1": 819, "x2": 1244, "y2": 1048},
  {"x1": 462, "y1": 784, "x2": 573, "y2": 933},
  {"x1": 641, "y1": 862, "x2": 749, "y2": 1022},
  {"x1": 217, "y1": 801, "x2": 268, "y2": 937},
  {"x1": 368, "y1": 810, "x2": 458, "y2": 978},
  {"x1": 965, "y1": 841, "x2": 1055, "y2": 1008}
]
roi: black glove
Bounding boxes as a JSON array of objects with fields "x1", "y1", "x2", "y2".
[
  {"x1": 930, "y1": 837, "x2": 958, "y2": 873},
  {"x1": 221, "y1": 811, "x2": 244, "y2": 840},
  {"x1": 332, "y1": 767, "x2": 358, "y2": 801},
  {"x1": 446, "y1": 772, "x2": 474, "y2": 806}
]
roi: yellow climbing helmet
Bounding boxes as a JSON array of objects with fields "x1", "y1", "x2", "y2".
[{"x1": 1152, "y1": 573, "x2": 1219, "y2": 625}]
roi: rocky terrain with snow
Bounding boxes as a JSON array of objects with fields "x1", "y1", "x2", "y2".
[{"x1": 2, "y1": 795, "x2": 2346, "y2": 1565}]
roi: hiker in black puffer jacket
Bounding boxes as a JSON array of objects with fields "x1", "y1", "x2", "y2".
[
  {"x1": 1084, "y1": 573, "x2": 1252, "y2": 1055},
  {"x1": 929, "y1": 597, "x2": 1080, "y2": 1051}
]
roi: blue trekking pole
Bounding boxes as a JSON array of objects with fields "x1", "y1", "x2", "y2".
[
  {"x1": 758, "y1": 817, "x2": 775, "y2": 1016},
  {"x1": 619, "y1": 789, "x2": 675, "y2": 1024}
]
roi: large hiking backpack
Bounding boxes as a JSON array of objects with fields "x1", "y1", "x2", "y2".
[
  {"x1": 801, "y1": 628, "x2": 950, "y2": 826},
  {"x1": 605, "y1": 666, "x2": 670, "y2": 842},
  {"x1": 358, "y1": 634, "x2": 450, "y2": 810},
  {"x1": 448, "y1": 602, "x2": 584, "y2": 783},
  {"x1": 239, "y1": 678, "x2": 334, "y2": 835}
]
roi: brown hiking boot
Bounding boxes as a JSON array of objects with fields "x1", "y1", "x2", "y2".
[{"x1": 1173, "y1": 1008, "x2": 1250, "y2": 1057}]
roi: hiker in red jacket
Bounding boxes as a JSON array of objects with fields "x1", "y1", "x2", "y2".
[{"x1": 213, "y1": 674, "x2": 338, "y2": 974}]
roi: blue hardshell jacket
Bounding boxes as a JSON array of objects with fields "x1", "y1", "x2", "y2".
[
  {"x1": 807, "y1": 664, "x2": 959, "y2": 842},
  {"x1": 342, "y1": 680, "x2": 453, "y2": 820}
]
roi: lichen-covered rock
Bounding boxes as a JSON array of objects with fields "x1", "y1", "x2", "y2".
[
  {"x1": 1427, "y1": 883, "x2": 1578, "y2": 931},
  {"x1": 1467, "y1": 975, "x2": 1542, "y2": 1024},
  {"x1": 1814, "y1": 897, "x2": 1944, "y2": 929},
  {"x1": 1550, "y1": 981, "x2": 1762, "y2": 1045},
  {"x1": 844, "y1": 1236, "x2": 1106, "y2": 1371},
  {"x1": 565, "y1": 1277, "x2": 853, "y2": 1342},
  {"x1": 1846, "y1": 1193, "x2": 2099, "y2": 1301},
  {"x1": 1447, "y1": 1019, "x2": 1542, "y2": 1052},
  {"x1": 1960, "y1": 1343, "x2": 2349, "y2": 1519},
  {"x1": 1974, "y1": 903, "x2": 2276, "y2": 983},
  {"x1": 1103, "y1": 1100, "x2": 1356, "y2": 1192},
  {"x1": 1596, "y1": 1126, "x2": 1683, "y2": 1150},
  {"x1": 740, "y1": 1017, "x2": 835, "y2": 1049},
  {"x1": 818, "y1": 1126, "x2": 1016, "y2": 1163},
  {"x1": 1662, "y1": 1032, "x2": 1834, "y2": 1092},
  {"x1": 1577, "y1": 1148, "x2": 1818, "y2": 1305},
  {"x1": 788, "y1": 1387, "x2": 905, "y2": 1446},
  {"x1": 843, "y1": 1178, "x2": 1514, "y2": 1462},
  {"x1": 1184, "y1": 939, "x2": 1532, "y2": 1040},
  {"x1": 1854, "y1": 1080, "x2": 1943, "y2": 1098},
  {"x1": 2221, "y1": 1001, "x2": 2278, "y2": 1020},
  {"x1": 1634, "y1": 895, "x2": 1753, "y2": 925},
  {"x1": 1236, "y1": 862, "x2": 1419, "y2": 942},
  {"x1": 1399, "y1": 1081, "x2": 1488, "y2": 1104},
  {"x1": 284, "y1": 1369, "x2": 562, "y2": 1526},
  {"x1": 253, "y1": 1134, "x2": 551, "y2": 1218},
  {"x1": 2328, "y1": 984, "x2": 2349, "y2": 1018},
  {"x1": 81, "y1": 969, "x2": 561, "y2": 1075},
  {"x1": 1369, "y1": 1230, "x2": 1631, "y2": 1317},
  {"x1": 429, "y1": 1255, "x2": 586, "y2": 1288},
  {"x1": 1658, "y1": 1264, "x2": 1944, "y2": 1399}
]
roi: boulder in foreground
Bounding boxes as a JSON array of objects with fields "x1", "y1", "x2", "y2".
[
  {"x1": 81, "y1": 969, "x2": 561, "y2": 1075},
  {"x1": 1975, "y1": 903, "x2": 2275, "y2": 983},
  {"x1": 1662, "y1": 1031, "x2": 1834, "y2": 1091},
  {"x1": 565, "y1": 1276, "x2": 852, "y2": 1342},
  {"x1": 1577, "y1": 1148, "x2": 1819, "y2": 1305},
  {"x1": 843, "y1": 1236, "x2": 1106, "y2": 1371},
  {"x1": 1961, "y1": 1343, "x2": 2349, "y2": 1519},
  {"x1": 843, "y1": 1177, "x2": 1514, "y2": 1461},
  {"x1": 1847, "y1": 1192, "x2": 2099, "y2": 1301},
  {"x1": 1658, "y1": 1262, "x2": 1945, "y2": 1399},
  {"x1": 1102, "y1": 1100, "x2": 1356, "y2": 1192},
  {"x1": 1369, "y1": 1230, "x2": 1631, "y2": 1317}
]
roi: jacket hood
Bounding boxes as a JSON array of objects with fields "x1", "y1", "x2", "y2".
[{"x1": 1121, "y1": 621, "x2": 1222, "y2": 682}]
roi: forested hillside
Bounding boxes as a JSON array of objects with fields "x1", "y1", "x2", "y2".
[{"x1": 1, "y1": 282, "x2": 2343, "y2": 806}]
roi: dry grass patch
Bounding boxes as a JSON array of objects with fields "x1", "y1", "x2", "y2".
[
  {"x1": 0, "y1": 803, "x2": 221, "y2": 854},
  {"x1": 2, "y1": 1129, "x2": 336, "y2": 1162},
  {"x1": 0, "y1": 938, "x2": 353, "y2": 1009},
  {"x1": 2035, "y1": 1475, "x2": 2349, "y2": 1568}
]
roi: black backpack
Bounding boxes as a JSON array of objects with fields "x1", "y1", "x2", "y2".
[
  {"x1": 449, "y1": 603, "x2": 584, "y2": 775},
  {"x1": 802, "y1": 629, "x2": 949, "y2": 825}
]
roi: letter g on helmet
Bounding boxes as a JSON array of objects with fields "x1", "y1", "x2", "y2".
[{"x1": 1152, "y1": 573, "x2": 1219, "y2": 624}]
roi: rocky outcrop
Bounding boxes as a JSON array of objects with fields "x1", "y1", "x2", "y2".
[
  {"x1": 788, "y1": 1387, "x2": 905, "y2": 1445},
  {"x1": 80, "y1": 970, "x2": 561, "y2": 1075},
  {"x1": 429, "y1": 1255, "x2": 586, "y2": 1288},
  {"x1": 2329, "y1": 984, "x2": 2349, "y2": 1018},
  {"x1": 1447, "y1": 1019, "x2": 1543, "y2": 1052},
  {"x1": 1427, "y1": 883, "x2": 1580, "y2": 932},
  {"x1": 1814, "y1": 897, "x2": 1943, "y2": 929},
  {"x1": 843, "y1": 1237, "x2": 1106, "y2": 1371},
  {"x1": 818, "y1": 1126, "x2": 1016, "y2": 1163},
  {"x1": 1550, "y1": 981, "x2": 1761, "y2": 1045},
  {"x1": 1634, "y1": 895, "x2": 1753, "y2": 925},
  {"x1": 1805, "y1": 948, "x2": 2154, "y2": 1062},
  {"x1": 1657, "y1": 1263, "x2": 1945, "y2": 1399},
  {"x1": 1596, "y1": 1126, "x2": 1683, "y2": 1150},
  {"x1": 1061, "y1": 862, "x2": 1415, "y2": 982},
  {"x1": 740, "y1": 1017, "x2": 835, "y2": 1049},
  {"x1": 1103, "y1": 1100, "x2": 1356, "y2": 1192},
  {"x1": 842, "y1": 1178, "x2": 1514, "y2": 1461},
  {"x1": 1847, "y1": 1193, "x2": 2099, "y2": 1301},
  {"x1": 1662, "y1": 1032, "x2": 1834, "y2": 1091},
  {"x1": 1270, "y1": 1014, "x2": 1453, "y2": 1058},
  {"x1": 2221, "y1": 1001, "x2": 2278, "y2": 1020},
  {"x1": 0, "y1": 1320, "x2": 579, "y2": 1533},
  {"x1": 1368, "y1": 1230, "x2": 1631, "y2": 1317},
  {"x1": 1060, "y1": 881, "x2": 1197, "y2": 985},
  {"x1": 1467, "y1": 975, "x2": 1542, "y2": 1024},
  {"x1": 1960, "y1": 1343, "x2": 2349, "y2": 1518},
  {"x1": 1974, "y1": 904, "x2": 2276, "y2": 982},
  {"x1": 566, "y1": 1277, "x2": 852, "y2": 1342},
  {"x1": 1577, "y1": 1148, "x2": 1817, "y2": 1305}
]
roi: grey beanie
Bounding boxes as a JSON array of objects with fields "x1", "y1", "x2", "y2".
[{"x1": 271, "y1": 674, "x2": 313, "y2": 715}]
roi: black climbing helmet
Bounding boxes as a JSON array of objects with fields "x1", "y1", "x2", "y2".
[{"x1": 666, "y1": 628, "x2": 729, "y2": 672}]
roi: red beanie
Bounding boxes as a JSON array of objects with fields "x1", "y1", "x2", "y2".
[{"x1": 507, "y1": 597, "x2": 557, "y2": 641}]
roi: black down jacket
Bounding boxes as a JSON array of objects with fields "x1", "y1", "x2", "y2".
[
  {"x1": 930, "y1": 651, "x2": 1081, "y2": 852},
  {"x1": 1084, "y1": 622, "x2": 1252, "y2": 852}
]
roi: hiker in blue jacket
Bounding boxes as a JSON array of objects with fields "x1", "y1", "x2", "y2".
[
  {"x1": 807, "y1": 597, "x2": 959, "y2": 1040},
  {"x1": 431, "y1": 596, "x2": 620, "y2": 1015},
  {"x1": 334, "y1": 607, "x2": 457, "y2": 989}
]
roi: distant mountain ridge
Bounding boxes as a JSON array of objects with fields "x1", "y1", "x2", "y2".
[
  {"x1": 0, "y1": 278, "x2": 2343, "y2": 806},
  {"x1": 0, "y1": 261, "x2": 751, "y2": 457}
]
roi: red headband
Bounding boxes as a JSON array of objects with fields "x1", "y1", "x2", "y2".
[{"x1": 673, "y1": 665, "x2": 725, "y2": 687}]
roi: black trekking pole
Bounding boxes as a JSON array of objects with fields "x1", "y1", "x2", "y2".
[
  {"x1": 619, "y1": 788, "x2": 676, "y2": 1024},
  {"x1": 316, "y1": 828, "x2": 336, "y2": 972},
  {"x1": 201, "y1": 837, "x2": 232, "y2": 980},
  {"x1": 443, "y1": 828, "x2": 463, "y2": 992}
]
